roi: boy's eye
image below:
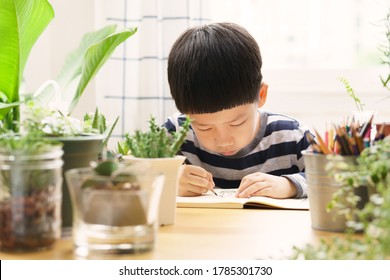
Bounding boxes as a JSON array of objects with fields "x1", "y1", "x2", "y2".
[
  {"x1": 197, "y1": 127, "x2": 211, "y2": 132},
  {"x1": 231, "y1": 120, "x2": 245, "y2": 127}
]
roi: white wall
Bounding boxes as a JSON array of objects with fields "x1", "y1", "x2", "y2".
[
  {"x1": 24, "y1": 0, "x2": 97, "y2": 120},
  {"x1": 23, "y1": 0, "x2": 390, "y2": 144},
  {"x1": 264, "y1": 68, "x2": 390, "y2": 134}
]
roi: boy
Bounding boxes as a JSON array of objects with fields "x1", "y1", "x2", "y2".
[{"x1": 164, "y1": 22, "x2": 311, "y2": 199}]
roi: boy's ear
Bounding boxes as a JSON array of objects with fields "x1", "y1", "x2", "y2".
[{"x1": 257, "y1": 83, "x2": 268, "y2": 108}]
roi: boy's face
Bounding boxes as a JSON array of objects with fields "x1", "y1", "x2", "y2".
[{"x1": 189, "y1": 102, "x2": 260, "y2": 156}]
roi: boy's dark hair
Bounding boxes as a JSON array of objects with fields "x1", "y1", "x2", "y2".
[{"x1": 168, "y1": 22, "x2": 263, "y2": 114}]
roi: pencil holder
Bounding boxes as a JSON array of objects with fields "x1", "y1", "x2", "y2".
[{"x1": 303, "y1": 151, "x2": 358, "y2": 232}]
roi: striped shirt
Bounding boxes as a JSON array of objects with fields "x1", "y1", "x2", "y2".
[{"x1": 164, "y1": 110, "x2": 311, "y2": 198}]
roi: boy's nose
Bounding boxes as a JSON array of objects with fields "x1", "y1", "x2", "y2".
[{"x1": 214, "y1": 131, "x2": 233, "y2": 147}]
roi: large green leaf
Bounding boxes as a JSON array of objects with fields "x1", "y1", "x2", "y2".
[
  {"x1": 0, "y1": 0, "x2": 54, "y2": 103},
  {"x1": 0, "y1": 102, "x2": 19, "y2": 120},
  {"x1": 56, "y1": 25, "x2": 118, "y2": 92},
  {"x1": 0, "y1": 0, "x2": 53, "y2": 131},
  {"x1": 66, "y1": 26, "x2": 138, "y2": 113},
  {"x1": 0, "y1": 0, "x2": 19, "y2": 103}
]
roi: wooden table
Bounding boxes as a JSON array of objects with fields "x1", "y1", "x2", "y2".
[{"x1": 0, "y1": 207, "x2": 341, "y2": 260}]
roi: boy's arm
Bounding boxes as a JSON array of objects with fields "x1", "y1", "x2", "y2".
[
  {"x1": 283, "y1": 127, "x2": 311, "y2": 199},
  {"x1": 236, "y1": 126, "x2": 310, "y2": 199},
  {"x1": 282, "y1": 172, "x2": 307, "y2": 199}
]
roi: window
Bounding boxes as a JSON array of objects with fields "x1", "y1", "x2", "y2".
[{"x1": 207, "y1": 0, "x2": 390, "y2": 130}]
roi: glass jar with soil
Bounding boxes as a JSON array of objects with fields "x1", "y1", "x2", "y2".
[{"x1": 0, "y1": 145, "x2": 63, "y2": 252}]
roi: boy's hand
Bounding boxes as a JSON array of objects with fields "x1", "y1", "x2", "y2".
[
  {"x1": 236, "y1": 172, "x2": 297, "y2": 199},
  {"x1": 177, "y1": 165, "x2": 215, "y2": 196}
]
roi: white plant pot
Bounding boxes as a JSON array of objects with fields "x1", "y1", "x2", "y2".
[{"x1": 122, "y1": 155, "x2": 186, "y2": 226}]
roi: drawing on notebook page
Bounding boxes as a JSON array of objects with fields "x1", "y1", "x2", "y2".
[{"x1": 217, "y1": 189, "x2": 236, "y2": 197}]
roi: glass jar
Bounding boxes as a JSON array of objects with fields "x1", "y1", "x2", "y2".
[
  {"x1": 65, "y1": 166, "x2": 164, "y2": 258},
  {"x1": 0, "y1": 147, "x2": 64, "y2": 252}
]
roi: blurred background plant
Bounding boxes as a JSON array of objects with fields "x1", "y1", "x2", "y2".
[
  {"x1": 292, "y1": 138, "x2": 390, "y2": 259},
  {"x1": 379, "y1": 9, "x2": 390, "y2": 92}
]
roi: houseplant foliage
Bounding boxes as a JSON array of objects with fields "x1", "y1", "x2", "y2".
[
  {"x1": 292, "y1": 138, "x2": 390, "y2": 259},
  {"x1": 0, "y1": 0, "x2": 54, "y2": 131},
  {"x1": 0, "y1": 0, "x2": 137, "y2": 135},
  {"x1": 117, "y1": 115, "x2": 190, "y2": 226},
  {"x1": 0, "y1": 0, "x2": 137, "y2": 229},
  {"x1": 117, "y1": 115, "x2": 191, "y2": 158},
  {"x1": 379, "y1": 8, "x2": 390, "y2": 92},
  {"x1": 338, "y1": 76, "x2": 365, "y2": 112},
  {"x1": 81, "y1": 152, "x2": 139, "y2": 190}
]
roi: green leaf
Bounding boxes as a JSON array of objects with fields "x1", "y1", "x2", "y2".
[
  {"x1": 103, "y1": 116, "x2": 119, "y2": 147},
  {"x1": 94, "y1": 160, "x2": 119, "y2": 176},
  {"x1": 119, "y1": 115, "x2": 190, "y2": 158},
  {"x1": 56, "y1": 25, "x2": 117, "y2": 93},
  {"x1": 0, "y1": 0, "x2": 54, "y2": 129},
  {"x1": 0, "y1": 101, "x2": 19, "y2": 120},
  {"x1": 0, "y1": 0, "x2": 54, "y2": 102},
  {"x1": 66, "y1": 26, "x2": 138, "y2": 113},
  {"x1": 91, "y1": 107, "x2": 100, "y2": 130}
]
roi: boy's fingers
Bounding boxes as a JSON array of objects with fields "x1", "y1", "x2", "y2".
[{"x1": 237, "y1": 181, "x2": 268, "y2": 198}]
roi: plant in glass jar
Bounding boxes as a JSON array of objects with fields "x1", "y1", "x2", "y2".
[
  {"x1": 0, "y1": 131, "x2": 64, "y2": 252},
  {"x1": 65, "y1": 153, "x2": 165, "y2": 256}
]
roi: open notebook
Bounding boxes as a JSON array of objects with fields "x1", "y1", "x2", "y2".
[{"x1": 176, "y1": 189, "x2": 309, "y2": 210}]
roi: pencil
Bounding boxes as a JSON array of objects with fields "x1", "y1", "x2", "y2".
[
  {"x1": 375, "y1": 123, "x2": 385, "y2": 141},
  {"x1": 324, "y1": 123, "x2": 329, "y2": 148},
  {"x1": 349, "y1": 122, "x2": 362, "y2": 153},
  {"x1": 349, "y1": 137, "x2": 359, "y2": 156},
  {"x1": 210, "y1": 188, "x2": 219, "y2": 196},
  {"x1": 358, "y1": 114, "x2": 374, "y2": 138},
  {"x1": 314, "y1": 129, "x2": 332, "y2": 155},
  {"x1": 328, "y1": 127, "x2": 335, "y2": 151},
  {"x1": 334, "y1": 125, "x2": 352, "y2": 155},
  {"x1": 306, "y1": 133, "x2": 322, "y2": 153}
]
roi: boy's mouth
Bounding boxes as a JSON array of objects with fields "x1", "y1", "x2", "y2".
[{"x1": 220, "y1": 150, "x2": 237, "y2": 156}]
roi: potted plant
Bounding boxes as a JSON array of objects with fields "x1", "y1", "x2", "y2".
[
  {"x1": 65, "y1": 154, "x2": 165, "y2": 256},
  {"x1": 0, "y1": 0, "x2": 137, "y2": 227},
  {"x1": 0, "y1": 131, "x2": 64, "y2": 252},
  {"x1": 292, "y1": 138, "x2": 390, "y2": 259},
  {"x1": 118, "y1": 115, "x2": 190, "y2": 225}
]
